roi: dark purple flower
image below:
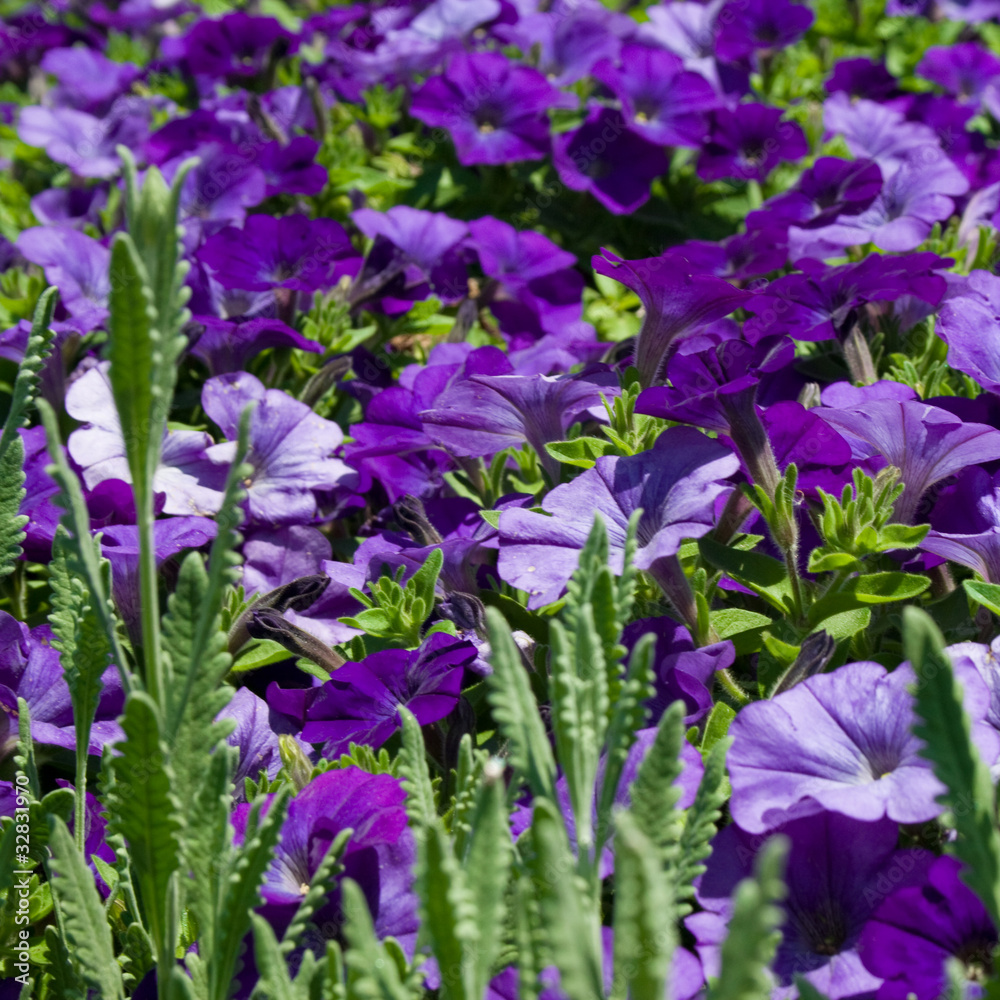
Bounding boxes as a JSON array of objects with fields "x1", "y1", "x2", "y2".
[
  {"x1": 689, "y1": 812, "x2": 933, "y2": 999},
  {"x1": 188, "y1": 317, "x2": 321, "y2": 376},
  {"x1": 160, "y1": 13, "x2": 294, "y2": 81},
  {"x1": 351, "y1": 205, "x2": 469, "y2": 312},
  {"x1": 818, "y1": 399, "x2": 1000, "y2": 524},
  {"x1": 197, "y1": 214, "x2": 361, "y2": 294},
  {"x1": 552, "y1": 108, "x2": 669, "y2": 215},
  {"x1": 259, "y1": 136, "x2": 328, "y2": 198},
  {"x1": 0, "y1": 613, "x2": 124, "y2": 755},
  {"x1": 714, "y1": 0, "x2": 814, "y2": 61},
  {"x1": 202, "y1": 372, "x2": 356, "y2": 526},
  {"x1": 235, "y1": 767, "x2": 416, "y2": 942},
  {"x1": 592, "y1": 248, "x2": 749, "y2": 387},
  {"x1": 697, "y1": 105, "x2": 808, "y2": 184},
  {"x1": 266, "y1": 632, "x2": 477, "y2": 758},
  {"x1": 922, "y1": 467, "x2": 1000, "y2": 584},
  {"x1": 420, "y1": 367, "x2": 620, "y2": 480},
  {"x1": 744, "y1": 254, "x2": 949, "y2": 344},
  {"x1": 621, "y1": 617, "x2": 735, "y2": 725},
  {"x1": 918, "y1": 43, "x2": 1000, "y2": 105},
  {"x1": 30, "y1": 185, "x2": 107, "y2": 230},
  {"x1": 591, "y1": 43, "x2": 718, "y2": 148},
  {"x1": 860, "y1": 856, "x2": 997, "y2": 1000},
  {"x1": 672, "y1": 228, "x2": 788, "y2": 281},
  {"x1": 410, "y1": 51, "x2": 570, "y2": 166},
  {"x1": 497, "y1": 427, "x2": 738, "y2": 609},
  {"x1": 726, "y1": 659, "x2": 998, "y2": 833}
]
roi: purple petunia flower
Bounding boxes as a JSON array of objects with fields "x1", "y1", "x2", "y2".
[
  {"x1": 936, "y1": 270, "x2": 1000, "y2": 394},
  {"x1": 241, "y1": 526, "x2": 333, "y2": 597},
  {"x1": 744, "y1": 253, "x2": 949, "y2": 344},
  {"x1": 235, "y1": 767, "x2": 417, "y2": 942},
  {"x1": 859, "y1": 856, "x2": 998, "y2": 1000},
  {"x1": 714, "y1": 0, "x2": 814, "y2": 62},
  {"x1": 160, "y1": 13, "x2": 294, "y2": 81},
  {"x1": 419, "y1": 367, "x2": 619, "y2": 480},
  {"x1": 351, "y1": 205, "x2": 469, "y2": 312},
  {"x1": 202, "y1": 372, "x2": 357, "y2": 526},
  {"x1": 689, "y1": 812, "x2": 934, "y2": 999},
  {"x1": 552, "y1": 107, "x2": 669, "y2": 215},
  {"x1": 917, "y1": 43, "x2": 1000, "y2": 106},
  {"x1": 818, "y1": 399, "x2": 1000, "y2": 524},
  {"x1": 40, "y1": 47, "x2": 140, "y2": 116},
  {"x1": 188, "y1": 317, "x2": 322, "y2": 376},
  {"x1": 497, "y1": 427, "x2": 738, "y2": 609},
  {"x1": 266, "y1": 632, "x2": 477, "y2": 759},
  {"x1": 0, "y1": 613, "x2": 124, "y2": 756},
  {"x1": 697, "y1": 104, "x2": 808, "y2": 184},
  {"x1": 592, "y1": 248, "x2": 749, "y2": 387},
  {"x1": 827, "y1": 58, "x2": 898, "y2": 101},
  {"x1": 922, "y1": 467, "x2": 1000, "y2": 584},
  {"x1": 591, "y1": 43, "x2": 718, "y2": 148},
  {"x1": 726, "y1": 658, "x2": 999, "y2": 833},
  {"x1": 410, "y1": 50, "x2": 571, "y2": 166},
  {"x1": 66, "y1": 364, "x2": 226, "y2": 517},
  {"x1": 197, "y1": 214, "x2": 361, "y2": 294}
]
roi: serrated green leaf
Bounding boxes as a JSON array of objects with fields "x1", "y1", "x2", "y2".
[
  {"x1": 397, "y1": 706, "x2": 437, "y2": 841},
  {"x1": 46, "y1": 817, "x2": 124, "y2": 1000},
  {"x1": 340, "y1": 878, "x2": 411, "y2": 1000},
  {"x1": 485, "y1": 607, "x2": 557, "y2": 802},
  {"x1": 701, "y1": 703, "x2": 736, "y2": 751},
  {"x1": 612, "y1": 811, "x2": 674, "y2": 1000},
  {"x1": 707, "y1": 836, "x2": 787, "y2": 1000},
  {"x1": 905, "y1": 607, "x2": 1000, "y2": 928}
]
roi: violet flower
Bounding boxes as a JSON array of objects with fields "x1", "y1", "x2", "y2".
[
  {"x1": 859, "y1": 856, "x2": 997, "y2": 1000},
  {"x1": 410, "y1": 51, "x2": 571, "y2": 166},
  {"x1": 188, "y1": 317, "x2": 322, "y2": 376},
  {"x1": 202, "y1": 372, "x2": 357, "y2": 526},
  {"x1": 917, "y1": 43, "x2": 1000, "y2": 106},
  {"x1": 242, "y1": 526, "x2": 333, "y2": 597},
  {"x1": 922, "y1": 467, "x2": 1000, "y2": 585},
  {"x1": 196, "y1": 214, "x2": 361, "y2": 294},
  {"x1": 697, "y1": 105, "x2": 808, "y2": 184},
  {"x1": 818, "y1": 399, "x2": 1000, "y2": 524},
  {"x1": 591, "y1": 43, "x2": 718, "y2": 148},
  {"x1": 936, "y1": 270, "x2": 1000, "y2": 394},
  {"x1": 592, "y1": 248, "x2": 749, "y2": 388},
  {"x1": 39, "y1": 47, "x2": 140, "y2": 116},
  {"x1": 689, "y1": 812, "x2": 933, "y2": 999},
  {"x1": 714, "y1": 0, "x2": 814, "y2": 62},
  {"x1": 266, "y1": 632, "x2": 477, "y2": 759},
  {"x1": 726, "y1": 658, "x2": 999, "y2": 833},
  {"x1": 0, "y1": 613, "x2": 124, "y2": 756},
  {"x1": 497, "y1": 427, "x2": 738, "y2": 609},
  {"x1": 419, "y1": 367, "x2": 620, "y2": 480},
  {"x1": 234, "y1": 767, "x2": 417, "y2": 942},
  {"x1": 66, "y1": 364, "x2": 226, "y2": 517},
  {"x1": 552, "y1": 108, "x2": 669, "y2": 216}
]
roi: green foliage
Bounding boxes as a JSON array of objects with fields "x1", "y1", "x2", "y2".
[
  {"x1": 0, "y1": 287, "x2": 56, "y2": 579},
  {"x1": 105, "y1": 692, "x2": 184, "y2": 971},
  {"x1": 46, "y1": 817, "x2": 124, "y2": 1000},
  {"x1": 809, "y1": 468, "x2": 928, "y2": 574},
  {"x1": 485, "y1": 611, "x2": 558, "y2": 801},
  {"x1": 707, "y1": 837, "x2": 788, "y2": 1000},
  {"x1": 904, "y1": 607, "x2": 1000, "y2": 928},
  {"x1": 340, "y1": 547, "x2": 446, "y2": 648}
]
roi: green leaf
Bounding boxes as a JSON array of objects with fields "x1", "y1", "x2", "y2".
[
  {"x1": 711, "y1": 608, "x2": 774, "y2": 639},
  {"x1": 484, "y1": 607, "x2": 557, "y2": 802},
  {"x1": 417, "y1": 823, "x2": 479, "y2": 1000},
  {"x1": 544, "y1": 436, "x2": 617, "y2": 468},
  {"x1": 676, "y1": 737, "x2": 731, "y2": 913},
  {"x1": 462, "y1": 767, "x2": 512, "y2": 997},
  {"x1": 809, "y1": 572, "x2": 930, "y2": 625},
  {"x1": 46, "y1": 817, "x2": 124, "y2": 1000},
  {"x1": 479, "y1": 510, "x2": 501, "y2": 529},
  {"x1": 701, "y1": 703, "x2": 736, "y2": 751},
  {"x1": 0, "y1": 441, "x2": 27, "y2": 583},
  {"x1": 529, "y1": 799, "x2": 604, "y2": 1000},
  {"x1": 105, "y1": 692, "x2": 183, "y2": 968},
  {"x1": 281, "y1": 831, "x2": 350, "y2": 956},
  {"x1": 904, "y1": 607, "x2": 1000, "y2": 928},
  {"x1": 697, "y1": 536, "x2": 793, "y2": 613},
  {"x1": 964, "y1": 579, "x2": 1000, "y2": 617},
  {"x1": 397, "y1": 706, "x2": 437, "y2": 840},
  {"x1": 707, "y1": 836, "x2": 788, "y2": 1000},
  {"x1": 250, "y1": 914, "x2": 297, "y2": 1000},
  {"x1": 627, "y1": 700, "x2": 685, "y2": 864},
  {"x1": 340, "y1": 879, "x2": 412, "y2": 1000},
  {"x1": 612, "y1": 812, "x2": 674, "y2": 1000},
  {"x1": 228, "y1": 637, "x2": 292, "y2": 672}
]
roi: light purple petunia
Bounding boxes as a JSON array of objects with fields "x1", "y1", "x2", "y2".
[
  {"x1": 726, "y1": 659, "x2": 999, "y2": 833},
  {"x1": 202, "y1": 372, "x2": 357, "y2": 526},
  {"x1": 498, "y1": 427, "x2": 739, "y2": 609},
  {"x1": 935, "y1": 269, "x2": 1000, "y2": 394}
]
